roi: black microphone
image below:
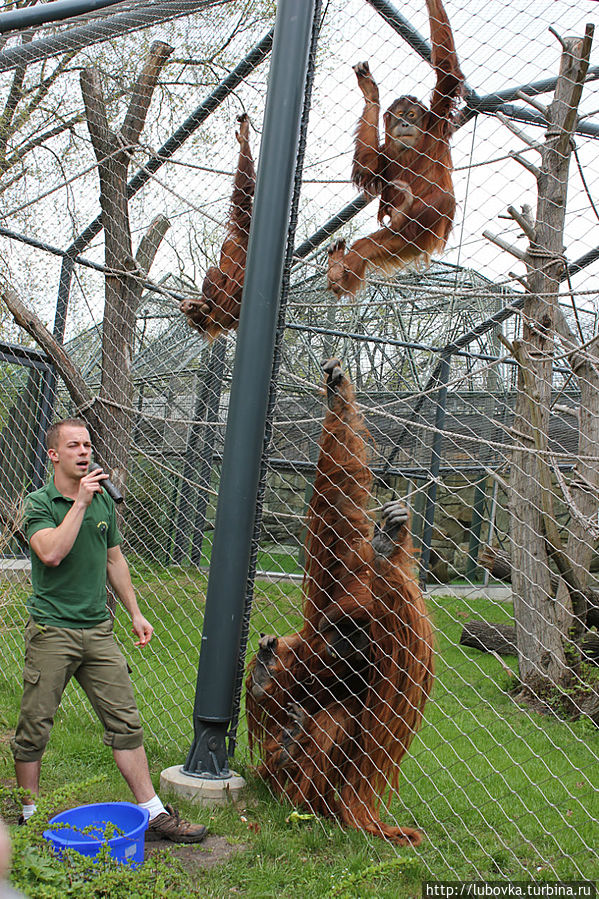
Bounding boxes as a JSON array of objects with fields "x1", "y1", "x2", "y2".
[{"x1": 89, "y1": 462, "x2": 124, "y2": 504}]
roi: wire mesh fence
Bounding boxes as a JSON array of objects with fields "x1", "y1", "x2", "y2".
[{"x1": 0, "y1": 0, "x2": 598, "y2": 881}]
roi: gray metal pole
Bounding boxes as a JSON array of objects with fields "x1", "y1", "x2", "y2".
[
  {"x1": 183, "y1": 0, "x2": 317, "y2": 778},
  {"x1": 171, "y1": 336, "x2": 226, "y2": 565},
  {"x1": 473, "y1": 101, "x2": 599, "y2": 138},
  {"x1": 291, "y1": 195, "x2": 371, "y2": 264},
  {"x1": 226, "y1": 0, "x2": 321, "y2": 757},
  {"x1": 364, "y1": 0, "x2": 434, "y2": 63},
  {"x1": 190, "y1": 337, "x2": 227, "y2": 567},
  {"x1": 0, "y1": 0, "x2": 212, "y2": 69},
  {"x1": 465, "y1": 476, "x2": 487, "y2": 582},
  {"x1": 0, "y1": 0, "x2": 124, "y2": 32},
  {"x1": 171, "y1": 349, "x2": 213, "y2": 565},
  {"x1": 419, "y1": 353, "x2": 451, "y2": 587}
]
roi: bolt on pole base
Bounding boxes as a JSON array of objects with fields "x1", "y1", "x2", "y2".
[{"x1": 182, "y1": 721, "x2": 230, "y2": 779}]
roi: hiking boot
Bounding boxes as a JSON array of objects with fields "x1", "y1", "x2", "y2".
[{"x1": 145, "y1": 804, "x2": 207, "y2": 844}]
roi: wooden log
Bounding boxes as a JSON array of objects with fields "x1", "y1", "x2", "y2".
[
  {"x1": 479, "y1": 546, "x2": 512, "y2": 582},
  {"x1": 459, "y1": 621, "x2": 517, "y2": 655},
  {"x1": 479, "y1": 545, "x2": 599, "y2": 628},
  {"x1": 459, "y1": 620, "x2": 599, "y2": 665}
]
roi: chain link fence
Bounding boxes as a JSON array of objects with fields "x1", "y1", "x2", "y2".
[{"x1": 0, "y1": 0, "x2": 598, "y2": 880}]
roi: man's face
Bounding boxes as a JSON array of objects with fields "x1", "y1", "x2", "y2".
[{"x1": 48, "y1": 425, "x2": 92, "y2": 479}]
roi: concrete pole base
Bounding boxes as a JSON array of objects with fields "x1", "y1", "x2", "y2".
[{"x1": 159, "y1": 765, "x2": 246, "y2": 807}]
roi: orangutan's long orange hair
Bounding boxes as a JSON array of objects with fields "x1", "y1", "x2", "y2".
[{"x1": 246, "y1": 364, "x2": 433, "y2": 845}]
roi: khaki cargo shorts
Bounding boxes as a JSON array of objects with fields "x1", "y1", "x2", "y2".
[{"x1": 11, "y1": 618, "x2": 144, "y2": 762}]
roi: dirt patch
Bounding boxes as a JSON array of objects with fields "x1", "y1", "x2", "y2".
[{"x1": 144, "y1": 834, "x2": 246, "y2": 873}]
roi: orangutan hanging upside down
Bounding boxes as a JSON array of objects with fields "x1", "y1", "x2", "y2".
[
  {"x1": 246, "y1": 359, "x2": 433, "y2": 846},
  {"x1": 327, "y1": 0, "x2": 464, "y2": 298},
  {"x1": 180, "y1": 113, "x2": 255, "y2": 339}
]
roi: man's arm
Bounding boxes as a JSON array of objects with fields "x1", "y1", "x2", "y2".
[
  {"x1": 106, "y1": 545, "x2": 153, "y2": 647},
  {"x1": 29, "y1": 468, "x2": 108, "y2": 567}
]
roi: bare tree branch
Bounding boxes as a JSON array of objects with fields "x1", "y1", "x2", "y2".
[
  {"x1": 0, "y1": 50, "x2": 29, "y2": 157},
  {"x1": 80, "y1": 66, "x2": 114, "y2": 164},
  {"x1": 120, "y1": 40, "x2": 173, "y2": 149},
  {"x1": 134, "y1": 213, "x2": 171, "y2": 304},
  {"x1": 0, "y1": 280, "x2": 98, "y2": 429},
  {"x1": 558, "y1": 24, "x2": 594, "y2": 155},
  {"x1": 10, "y1": 51, "x2": 78, "y2": 137}
]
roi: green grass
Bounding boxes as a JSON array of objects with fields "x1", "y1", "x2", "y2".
[
  {"x1": 1, "y1": 572, "x2": 598, "y2": 896},
  {"x1": 183, "y1": 534, "x2": 303, "y2": 577}
]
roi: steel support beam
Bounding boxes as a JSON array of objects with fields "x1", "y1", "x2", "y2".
[
  {"x1": 189, "y1": 337, "x2": 227, "y2": 568},
  {"x1": 0, "y1": 0, "x2": 219, "y2": 71},
  {"x1": 465, "y1": 476, "x2": 488, "y2": 582},
  {"x1": 183, "y1": 0, "x2": 316, "y2": 778},
  {"x1": 0, "y1": 0, "x2": 125, "y2": 33},
  {"x1": 419, "y1": 353, "x2": 451, "y2": 586}
]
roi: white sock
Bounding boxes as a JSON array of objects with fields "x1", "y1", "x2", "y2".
[
  {"x1": 22, "y1": 803, "x2": 37, "y2": 820},
  {"x1": 138, "y1": 795, "x2": 167, "y2": 821}
]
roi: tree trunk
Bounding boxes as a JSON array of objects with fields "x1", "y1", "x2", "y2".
[
  {"x1": 80, "y1": 41, "x2": 172, "y2": 495},
  {"x1": 552, "y1": 319, "x2": 599, "y2": 641},
  {"x1": 479, "y1": 546, "x2": 599, "y2": 628},
  {"x1": 510, "y1": 29, "x2": 593, "y2": 694}
]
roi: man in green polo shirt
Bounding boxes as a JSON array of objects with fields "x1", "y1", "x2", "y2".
[{"x1": 11, "y1": 418, "x2": 207, "y2": 843}]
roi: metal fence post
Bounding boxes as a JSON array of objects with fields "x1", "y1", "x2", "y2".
[
  {"x1": 183, "y1": 0, "x2": 317, "y2": 778},
  {"x1": 466, "y1": 476, "x2": 488, "y2": 582},
  {"x1": 171, "y1": 337, "x2": 226, "y2": 565},
  {"x1": 420, "y1": 353, "x2": 451, "y2": 587},
  {"x1": 190, "y1": 337, "x2": 227, "y2": 567}
]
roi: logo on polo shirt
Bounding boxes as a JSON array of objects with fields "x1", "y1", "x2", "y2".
[{"x1": 97, "y1": 521, "x2": 108, "y2": 533}]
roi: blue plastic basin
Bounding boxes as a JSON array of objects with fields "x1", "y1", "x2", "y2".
[{"x1": 43, "y1": 802, "x2": 149, "y2": 867}]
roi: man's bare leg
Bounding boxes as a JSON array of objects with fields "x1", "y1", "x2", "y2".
[
  {"x1": 15, "y1": 752, "x2": 156, "y2": 804},
  {"x1": 14, "y1": 759, "x2": 41, "y2": 819},
  {"x1": 112, "y1": 745, "x2": 156, "y2": 804},
  {"x1": 115, "y1": 745, "x2": 207, "y2": 843},
  {"x1": 14, "y1": 760, "x2": 41, "y2": 797}
]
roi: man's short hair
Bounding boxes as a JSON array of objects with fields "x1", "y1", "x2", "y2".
[{"x1": 46, "y1": 418, "x2": 89, "y2": 451}]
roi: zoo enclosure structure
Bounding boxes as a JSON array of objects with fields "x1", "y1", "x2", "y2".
[{"x1": 0, "y1": 0, "x2": 598, "y2": 880}]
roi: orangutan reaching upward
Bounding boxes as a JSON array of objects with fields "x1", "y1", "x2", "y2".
[
  {"x1": 246, "y1": 359, "x2": 433, "y2": 846},
  {"x1": 328, "y1": 0, "x2": 464, "y2": 298}
]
